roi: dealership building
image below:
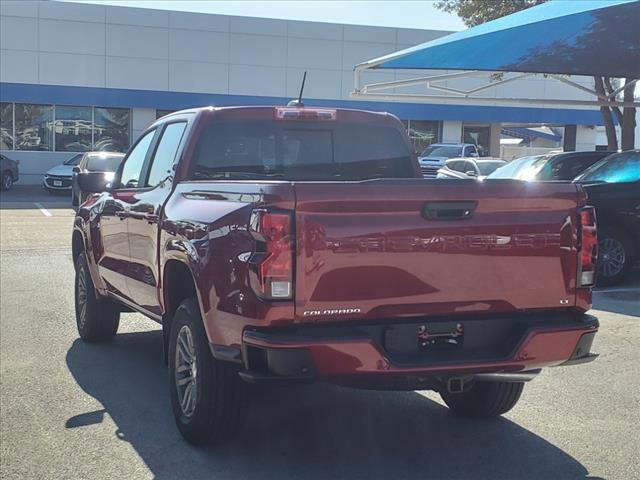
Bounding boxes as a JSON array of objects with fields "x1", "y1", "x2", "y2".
[{"x1": 0, "y1": 0, "x2": 619, "y2": 185}]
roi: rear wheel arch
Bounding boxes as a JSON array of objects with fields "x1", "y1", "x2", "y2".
[
  {"x1": 72, "y1": 230, "x2": 85, "y2": 268},
  {"x1": 162, "y1": 260, "x2": 200, "y2": 363}
]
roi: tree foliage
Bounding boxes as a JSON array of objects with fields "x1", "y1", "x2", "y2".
[{"x1": 435, "y1": 0, "x2": 547, "y2": 27}]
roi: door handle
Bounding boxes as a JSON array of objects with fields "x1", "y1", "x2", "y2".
[
  {"x1": 422, "y1": 201, "x2": 477, "y2": 220},
  {"x1": 129, "y1": 211, "x2": 159, "y2": 224}
]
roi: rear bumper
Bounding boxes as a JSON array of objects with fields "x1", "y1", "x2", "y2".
[{"x1": 238, "y1": 312, "x2": 598, "y2": 387}]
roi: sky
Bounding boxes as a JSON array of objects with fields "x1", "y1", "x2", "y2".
[{"x1": 62, "y1": 1, "x2": 466, "y2": 31}]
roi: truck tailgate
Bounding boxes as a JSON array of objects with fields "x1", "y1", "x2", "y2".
[{"x1": 293, "y1": 179, "x2": 582, "y2": 322}]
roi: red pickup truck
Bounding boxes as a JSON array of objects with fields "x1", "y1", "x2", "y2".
[{"x1": 73, "y1": 105, "x2": 599, "y2": 445}]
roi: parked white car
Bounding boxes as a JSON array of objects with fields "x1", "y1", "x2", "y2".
[
  {"x1": 42, "y1": 153, "x2": 83, "y2": 194},
  {"x1": 437, "y1": 158, "x2": 506, "y2": 180},
  {"x1": 418, "y1": 143, "x2": 479, "y2": 178}
]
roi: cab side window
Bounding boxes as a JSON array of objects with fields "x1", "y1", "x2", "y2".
[
  {"x1": 119, "y1": 129, "x2": 156, "y2": 189},
  {"x1": 146, "y1": 122, "x2": 187, "y2": 187}
]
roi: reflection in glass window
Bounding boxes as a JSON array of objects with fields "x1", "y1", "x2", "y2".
[
  {"x1": 120, "y1": 129, "x2": 155, "y2": 188},
  {"x1": 55, "y1": 105, "x2": 92, "y2": 152},
  {"x1": 147, "y1": 122, "x2": 186, "y2": 187},
  {"x1": 405, "y1": 120, "x2": 441, "y2": 153},
  {"x1": 15, "y1": 104, "x2": 53, "y2": 151},
  {"x1": 463, "y1": 125, "x2": 491, "y2": 157},
  {"x1": 1, "y1": 103, "x2": 13, "y2": 150},
  {"x1": 577, "y1": 152, "x2": 640, "y2": 183},
  {"x1": 94, "y1": 107, "x2": 130, "y2": 153}
]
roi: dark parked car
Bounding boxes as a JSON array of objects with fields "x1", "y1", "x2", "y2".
[
  {"x1": 574, "y1": 150, "x2": 640, "y2": 285},
  {"x1": 0, "y1": 154, "x2": 19, "y2": 191},
  {"x1": 71, "y1": 151, "x2": 124, "y2": 206},
  {"x1": 437, "y1": 158, "x2": 506, "y2": 179},
  {"x1": 72, "y1": 105, "x2": 599, "y2": 445},
  {"x1": 488, "y1": 151, "x2": 614, "y2": 181},
  {"x1": 43, "y1": 153, "x2": 83, "y2": 195}
]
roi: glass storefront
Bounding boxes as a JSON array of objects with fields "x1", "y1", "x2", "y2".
[
  {"x1": 0, "y1": 103, "x2": 14, "y2": 150},
  {"x1": 403, "y1": 120, "x2": 441, "y2": 154},
  {"x1": 156, "y1": 109, "x2": 175, "y2": 119},
  {"x1": 0, "y1": 103, "x2": 131, "y2": 153},
  {"x1": 15, "y1": 104, "x2": 54, "y2": 151},
  {"x1": 54, "y1": 105, "x2": 92, "y2": 152},
  {"x1": 462, "y1": 124, "x2": 491, "y2": 157},
  {"x1": 94, "y1": 107, "x2": 130, "y2": 153}
]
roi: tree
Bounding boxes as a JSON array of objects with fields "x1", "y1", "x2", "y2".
[
  {"x1": 435, "y1": 0, "x2": 636, "y2": 150},
  {"x1": 435, "y1": 0, "x2": 546, "y2": 27}
]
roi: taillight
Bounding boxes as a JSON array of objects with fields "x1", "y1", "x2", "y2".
[
  {"x1": 275, "y1": 107, "x2": 336, "y2": 121},
  {"x1": 578, "y1": 206, "x2": 598, "y2": 287},
  {"x1": 250, "y1": 211, "x2": 293, "y2": 299}
]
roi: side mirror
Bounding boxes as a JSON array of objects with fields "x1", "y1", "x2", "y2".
[
  {"x1": 465, "y1": 170, "x2": 478, "y2": 177},
  {"x1": 77, "y1": 171, "x2": 114, "y2": 193},
  {"x1": 72, "y1": 166, "x2": 80, "y2": 174}
]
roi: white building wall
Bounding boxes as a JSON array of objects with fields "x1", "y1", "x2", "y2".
[
  {"x1": 442, "y1": 121, "x2": 462, "y2": 143},
  {"x1": 0, "y1": 0, "x2": 599, "y2": 104},
  {"x1": 489, "y1": 123, "x2": 502, "y2": 157},
  {"x1": 576, "y1": 126, "x2": 597, "y2": 151}
]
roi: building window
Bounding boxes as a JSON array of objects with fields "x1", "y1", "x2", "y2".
[
  {"x1": 463, "y1": 124, "x2": 491, "y2": 157},
  {"x1": 15, "y1": 104, "x2": 54, "y2": 151},
  {"x1": 54, "y1": 105, "x2": 92, "y2": 152},
  {"x1": 156, "y1": 109, "x2": 175, "y2": 120},
  {"x1": 94, "y1": 107, "x2": 130, "y2": 153},
  {"x1": 404, "y1": 120, "x2": 441, "y2": 154},
  {"x1": 0, "y1": 103, "x2": 13, "y2": 150}
]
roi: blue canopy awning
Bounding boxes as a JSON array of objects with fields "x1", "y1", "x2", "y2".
[{"x1": 367, "y1": 0, "x2": 640, "y2": 78}]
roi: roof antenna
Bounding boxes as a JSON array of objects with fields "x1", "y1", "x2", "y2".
[{"x1": 287, "y1": 71, "x2": 306, "y2": 107}]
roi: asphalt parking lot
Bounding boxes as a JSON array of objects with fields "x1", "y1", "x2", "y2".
[{"x1": 1, "y1": 186, "x2": 638, "y2": 480}]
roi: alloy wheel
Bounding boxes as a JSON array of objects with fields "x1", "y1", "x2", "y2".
[
  {"x1": 598, "y1": 237, "x2": 626, "y2": 278},
  {"x1": 175, "y1": 325, "x2": 198, "y2": 418},
  {"x1": 76, "y1": 265, "x2": 88, "y2": 328}
]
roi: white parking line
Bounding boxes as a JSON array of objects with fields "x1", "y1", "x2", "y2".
[{"x1": 34, "y1": 203, "x2": 52, "y2": 217}]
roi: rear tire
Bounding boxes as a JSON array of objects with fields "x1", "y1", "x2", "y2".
[
  {"x1": 168, "y1": 298, "x2": 246, "y2": 445},
  {"x1": 440, "y1": 381, "x2": 524, "y2": 418},
  {"x1": 597, "y1": 227, "x2": 633, "y2": 286},
  {"x1": 74, "y1": 252, "x2": 120, "y2": 342}
]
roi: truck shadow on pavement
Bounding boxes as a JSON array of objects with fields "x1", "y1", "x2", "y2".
[
  {"x1": 66, "y1": 330, "x2": 604, "y2": 480},
  {"x1": 592, "y1": 270, "x2": 640, "y2": 317}
]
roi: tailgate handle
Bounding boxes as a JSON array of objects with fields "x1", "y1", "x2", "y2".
[{"x1": 422, "y1": 201, "x2": 477, "y2": 220}]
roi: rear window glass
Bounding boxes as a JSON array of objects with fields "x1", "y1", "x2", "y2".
[
  {"x1": 420, "y1": 145, "x2": 462, "y2": 158},
  {"x1": 477, "y1": 161, "x2": 505, "y2": 175},
  {"x1": 86, "y1": 154, "x2": 123, "y2": 172},
  {"x1": 576, "y1": 151, "x2": 640, "y2": 183},
  {"x1": 190, "y1": 121, "x2": 414, "y2": 181},
  {"x1": 488, "y1": 155, "x2": 551, "y2": 180}
]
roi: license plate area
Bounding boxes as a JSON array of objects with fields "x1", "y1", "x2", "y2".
[
  {"x1": 385, "y1": 322, "x2": 464, "y2": 356},
  {"x1": 53, "y1": 180, "x2": 62, "y2": 186}
]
